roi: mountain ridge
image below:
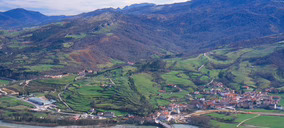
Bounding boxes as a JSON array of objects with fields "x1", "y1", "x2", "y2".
[
  {"x1": 0, "y1": 8, "x2": 68, "y2": 29},
  {"x1": 0, "y1": 0, "x2": 283, "y2": 79}
]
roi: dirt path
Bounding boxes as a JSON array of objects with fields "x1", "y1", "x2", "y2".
[
  {"x1": 206, "y1": 79, "x2": 214, "y2": 86},
  {"x1": 236, "y1": 114, "x2": 260, "y2": 127},
  {"x1": 0, "y1": 88, "x2": 8, "y2": 95},
  {"x1": 198, "y1": 64, "x2": 204, "y2": 71},
  {"x1": 110, "y1": 78, "x2": 115, "y2": 85},
  {"x1": 58, "y1": 84, "x2": 73, "y2": 111}
]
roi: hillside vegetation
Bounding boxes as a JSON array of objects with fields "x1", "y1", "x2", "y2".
[
  {"x1": 0, "y1": 0, "x2": 283, "y2": 80},
  {"x1": 8, "y1": 41, "x2": 282, "y2": 116}
]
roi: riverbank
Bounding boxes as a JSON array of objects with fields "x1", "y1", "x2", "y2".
[{"x1": 0, "y1": 121, "x2": 156, "y2": 128}]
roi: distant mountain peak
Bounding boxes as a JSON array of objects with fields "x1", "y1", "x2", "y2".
[
  {"x1": 3, "y1": 8, "x2": 46, "y2": 18},
  {"x1": 4, "y1": 8, "x2": 36, "y2": 14},
  {"x1": 123, "y1": 3, "x2": 156, "y2": 10},
  {"x1": 0, "y1": 8, "x2": 66, "y2": 29}
]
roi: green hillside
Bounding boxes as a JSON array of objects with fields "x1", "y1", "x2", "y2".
[
  {"x1": 2, "y1": 36, "x2": 284, "y2": 116},
  {"x1": 29, "y1": 40, "x2": 283, "y2": 115}
]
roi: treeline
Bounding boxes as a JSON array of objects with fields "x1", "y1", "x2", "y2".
[
  {"x1": 187, "y1": 116, "x2": 216, "y2": 128},
  {"x1": 0, "y1": 109, "x2": 160, "y2": 127},
  {"x1": 127, "y1": 77, "x2": 155, "y2": 116},
  {"x1": 136, "y1": 59, "x2": 166, "y2": 72},
  {"x1": 0, "y1": 110, "x2": 117, "y2": 126}
]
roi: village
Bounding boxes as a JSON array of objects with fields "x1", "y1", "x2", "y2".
[
  {"x1": 152, "y1": 81, "x2": 283, "y2": 123},
  {"x1": 0, "y1": 69, "x2": 283, "y2": 125}
]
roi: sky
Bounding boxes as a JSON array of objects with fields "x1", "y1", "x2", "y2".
[{"x1": 0, "y1": 0, "x2": 188, "y2": 16}]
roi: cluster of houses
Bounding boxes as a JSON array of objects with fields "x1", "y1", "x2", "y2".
[
  {"x1": 150, "y1": 82, "x2": 283, "y2": 123},
  {"x1": 191, "y1": 82, "x2": 283, "y2": 110},
  {"x1": 71, "y1": 111, "x2": 116, "y2": 120},
  {"x1": 78, "y1": 70, "x2": 94, "y2": 76},
  {"x1": 44, "y1": 73, "x2": 69, "y2": 79},
  {"x1": 150, "y1": 104, "x2": 189, "y2": 122}
]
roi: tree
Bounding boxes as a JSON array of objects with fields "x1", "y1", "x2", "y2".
[
  {"x1": 187, "y1": 116, "x2": 215, "y2": 128},
  {"x1": 138, "y1": 59, "x2": 166, "y2": 72}
]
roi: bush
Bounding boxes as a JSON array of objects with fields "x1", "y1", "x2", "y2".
[{"x1": 187, "y1": 116, "x2": 215, "y2": 128}]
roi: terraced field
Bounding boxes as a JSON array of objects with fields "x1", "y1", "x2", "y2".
[
  {"x1": 33, "y1": 41, "x2": 282, "y2": 115},
  {"x1": 2, "y1": 40, "x2": 284, "y2": 118},
  {"x1": 165, "y1": 41, "x2": 284, "y2": 91}
]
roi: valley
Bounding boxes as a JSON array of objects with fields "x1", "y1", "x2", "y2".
[
  {"x1": 0, "y1": 40, "x2": 284, "y2": 127},
  {"x1": 0, "y1": 0, "x2": 284, "y2": 127}
]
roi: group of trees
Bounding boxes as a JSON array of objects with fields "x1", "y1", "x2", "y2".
[
  {"x1": 137, "y1": 59, "x2": 166, "y2": 72},
  {"x1": 128, "y1": 77, "x2": 154, "y2": 116},
  {"x1": 187, "y1": 116, "x2": 215, "y2": 128},
  {"x1": 0, "y1": 110, "x2": 117, "y2": 126}
]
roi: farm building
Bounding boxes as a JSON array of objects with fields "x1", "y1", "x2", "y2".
[{"x1": 28, "y1": 97, "x2": 55, "y2": 106}]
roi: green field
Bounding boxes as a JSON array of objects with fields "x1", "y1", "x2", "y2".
[
  {"x1": 173, "y1": 54, "x2": 208, "y2": 71},
  {"x1": 208, "y1": 112, "x2": 284, "y2": 128},
  {"x1": 24, "y1": 65, "x2": 64, "y2": 72},
  {"x1": 242, "y1": 109, "x2": 284, "y2": 114},
  {"x1": 208, "y1": 113, "x2": 257, "y2": 128},
  {"x1": 1, "y1": 40, "x2": 284, "y2": 119},
  {"x1": 0, "y1": 97, "x2": 34, "y2": 109},
  {"x1": 37, "y1": 74, "x2": 76, "y2": 85},
  {"x1": 245, "y1": 116, "x2": 284, "y2": 128},
  {"x1": 65, "y1": 33, "x2": 87, "y2": 39},
  {"x1": 132, "y1": 73, "x2": 159, "y2": 98},
  {"x1": 211, "y1": 120, "x2": 238, "y2": 128},
  {"x1": 0, "y1": 80, "x2": 9, "y2": 86},
  {"x1": 162, "y1": 71, "x2": 196, "y2": 89},
  {"x1": 41, "y1": 42, "x2": 284, "y2": 115},
  {"x1": 98, "y1": 59, "x2": 125, "y2": 69},
  {"x1": 63, "y1": 42, "x2": 74, "y2": 48}
]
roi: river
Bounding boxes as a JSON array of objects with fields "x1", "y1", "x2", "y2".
[{"x1": 0, "y1": 121, "x2": 198, "y2": 128}]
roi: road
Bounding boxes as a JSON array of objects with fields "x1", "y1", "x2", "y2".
[
  {"x1": 206, "y1": 79, "x2": 214, "y2": 86},
  {"x1": 109, "y1": 78, "x2": 115, "y2": 85},
  {"x1": 0, "y1": 88, "x2": 8, "y2": 95},
  {"x1": 198, "y1": 64, "x2": 204, "y2": 71},
  {"x1": 58, "y1": 84, "x2": 73, "y2": 111}
]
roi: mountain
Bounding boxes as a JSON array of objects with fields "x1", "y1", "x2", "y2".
[
  {"x1": 121, "y1": 0, "x2": 284, "y2": 49},
  {"x1": 66, "y1": 0, "x2": 284, "y2": 50},
  {"x1": 0, "y1": 0, "x2": 284, "y2": 79},
  {"x1": 0, "y1": 8, "x2": 68, "y2": 29}
]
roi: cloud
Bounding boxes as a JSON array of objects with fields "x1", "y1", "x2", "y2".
[{"x1": 0, "y1": 0, "x2": 189, "y2": 15}]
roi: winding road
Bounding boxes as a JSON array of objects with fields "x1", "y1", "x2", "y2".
[
  {"x1": 58, "y1": 84, "x2": 73, "y2": 111},
  {"x1": 198, "y1": 64, "x2": 204, "y2": 71}
]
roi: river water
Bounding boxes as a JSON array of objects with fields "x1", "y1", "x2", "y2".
[{"x1": 0, "y1": 121, "x2": 198, "y2": 128}]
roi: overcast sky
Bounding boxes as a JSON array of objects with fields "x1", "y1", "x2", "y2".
[{"x1": 0, "y1": 0, "x2": 188, "y2": 15}]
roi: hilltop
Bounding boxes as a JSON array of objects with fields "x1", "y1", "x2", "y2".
[{"x1": 0, "y1": 8, "x2": 67, "y2": 29}]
